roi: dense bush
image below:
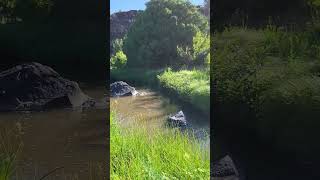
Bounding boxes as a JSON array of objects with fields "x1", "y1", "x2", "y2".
[
  {"x1": 213, "y1": 27, "x2": 320, "y2": 160},
  {"x1": 110, "y1": 51, "x2": 127, "y2": 69},
  {"x1": 123, "y1": 0, "x2": 208, "y2": 68},
  {"x1": 177, "y1": 31, "x2": 210, "y2": 67}
]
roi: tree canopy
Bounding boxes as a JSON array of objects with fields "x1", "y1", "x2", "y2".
[{"x1": 123, "y1": 0, "x2": 208, "y2": 68}]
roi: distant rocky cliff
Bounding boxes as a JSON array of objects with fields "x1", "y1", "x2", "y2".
[{"x1": 110, "y1": 10, "x2": 141, "y2": 42}]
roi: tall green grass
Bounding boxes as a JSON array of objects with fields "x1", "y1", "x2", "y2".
[
  {"x1": 158, "y1": 69, "x2": 210, "y2": 114},
  {"x1": 0, "y1": 126, "x2": 22, "y2": 180},
  {"x1": 110, "y1": 113, "x2": 210, "y2": 179}
]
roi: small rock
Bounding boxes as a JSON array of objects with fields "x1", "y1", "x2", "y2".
[{"x1": 167, "y1": 110, "x2": 187, "y2": 127}]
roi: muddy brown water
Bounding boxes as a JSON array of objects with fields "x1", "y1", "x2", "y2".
[
  {"x1": 111, "y1": 88, "x2": 210, "y2": 148},
  {"x1": 0, "y1": 86, "x2": 210, "y2": 179},
  {"x1": 0, "y1": 85, "x2": 108, "y2": 180}
]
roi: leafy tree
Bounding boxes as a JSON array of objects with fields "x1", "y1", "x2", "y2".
[
  {"x1": 177, "y1": 30, "x2": 210, "y2": 66},
  {"x1": 123, "y1": 0, "x2": 208, "y2": 68}
]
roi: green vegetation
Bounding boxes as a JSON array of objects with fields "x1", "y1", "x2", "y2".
[
  {"x1": 158, "y1": 69, "x2": 210, "y2": 113},
  {"x1": 123, "y1": 0, "x2": 208, "y2": 68},
  {"x1": 177, "y1": 30, "x2": 210, "y2": 66},
  {"x1": 110, "y1": 1, "x2": 210, "y2": 178},
  {"x1": 111, "y1": 68, "x2": 163, "y2": 86},
  {"x1": 0, "y1": 127, "x2": 22, "y2": 180},
  {"x1": 212, "y1": 23, "x2": 320, "y2": 159},
  {"x1": 110, "y1": 51, "x2": 127, "y2": 69},
  {"x1": 111, "y1": 68, "x2": 210, "y2": 114},
  {"x1": 110, "y1": 0, "x2": 210, "y2": 112},
  {"x1": 110, "y1": 113, "x2": 210, "y2": 179}
]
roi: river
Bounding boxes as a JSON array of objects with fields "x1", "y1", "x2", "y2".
[
  {"x1": 0, "y1": 84, "x2": 107, "y2": 180},
  {"x1": 110, "y1": 88, "x2": 210, "y2": 149},
  {"x1": 0, "y1": 85, "x2": 210, "y2": 179}
]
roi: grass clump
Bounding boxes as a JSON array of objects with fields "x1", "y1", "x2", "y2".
[
  {"x1": 110, "y1": 113, "x2": 210, "y2": 179},
  {"x1": 158, "y1": 68, "x2": 210, "y2": 114}
]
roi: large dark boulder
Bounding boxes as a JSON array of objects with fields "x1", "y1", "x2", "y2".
[
  {"x1": 0, "y1": 62, "x2": 94, "y2": 111},
  {"x1": 110, "y1": 81, "x2": 138, "y2": 97},
  {"x1": 167, "y1": 111, "x2": 187, "y2": 127}
]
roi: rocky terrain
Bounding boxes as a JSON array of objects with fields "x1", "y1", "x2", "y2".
[{"x1": 110, "y1": 10, "x2": 141, "y2": 53}]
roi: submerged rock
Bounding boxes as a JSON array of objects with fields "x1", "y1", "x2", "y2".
[
  {"x1": 167, "y1": 110, "x2": 187, "y2": 127},
  {"x1": 110, "y1": 81, "x2": 138, "y2": 97},
  {"x1": 212, "y1": 155, "x2": 239, "y2": 179},
  {"x1": 0, "y1": 62, "x2": 95, "y2": 111}
]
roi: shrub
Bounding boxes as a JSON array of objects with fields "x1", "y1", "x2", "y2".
[
  {"x1": 110, "y1": 51, "x2": 127, "y2": 69},
  {"x1": 213, "y1": 27, "x2": 320, "y2": 160},
  {"x1": 177, "y1": 30, "x2": 210, "y2": 67}
]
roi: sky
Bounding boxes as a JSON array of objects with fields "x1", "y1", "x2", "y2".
[{"x1": 110, "y1": 0, "x2": 204, "y2": 14}]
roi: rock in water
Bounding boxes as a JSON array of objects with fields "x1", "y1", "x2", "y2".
[
  {"x1": 0, "y1": 62, "x2": 94, "y2": 111},
  {"x1": 110, "y1": 81, "x2": 138, "y2": 97},
  {"x1": 167, "y1": 111, "x2": 187, "y2": 127},
  {"x1": 212, "y1": 155, "x2": 239, "y2": 179}
]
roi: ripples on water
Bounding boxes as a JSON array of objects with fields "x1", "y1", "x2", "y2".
[
  {"x1": 0, "y1": 87, "x2": 210, "y2": 179},
  {"x1": 111, "y1": 88, "x2": 210, "y2": 149},
  {"x1": 0, "y1": 86, "x2": 107, "y2": 180}
]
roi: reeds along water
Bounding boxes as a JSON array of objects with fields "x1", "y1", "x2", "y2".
[{"x1": 0, "y1": 124, "x2": 23, "y2": 180}]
